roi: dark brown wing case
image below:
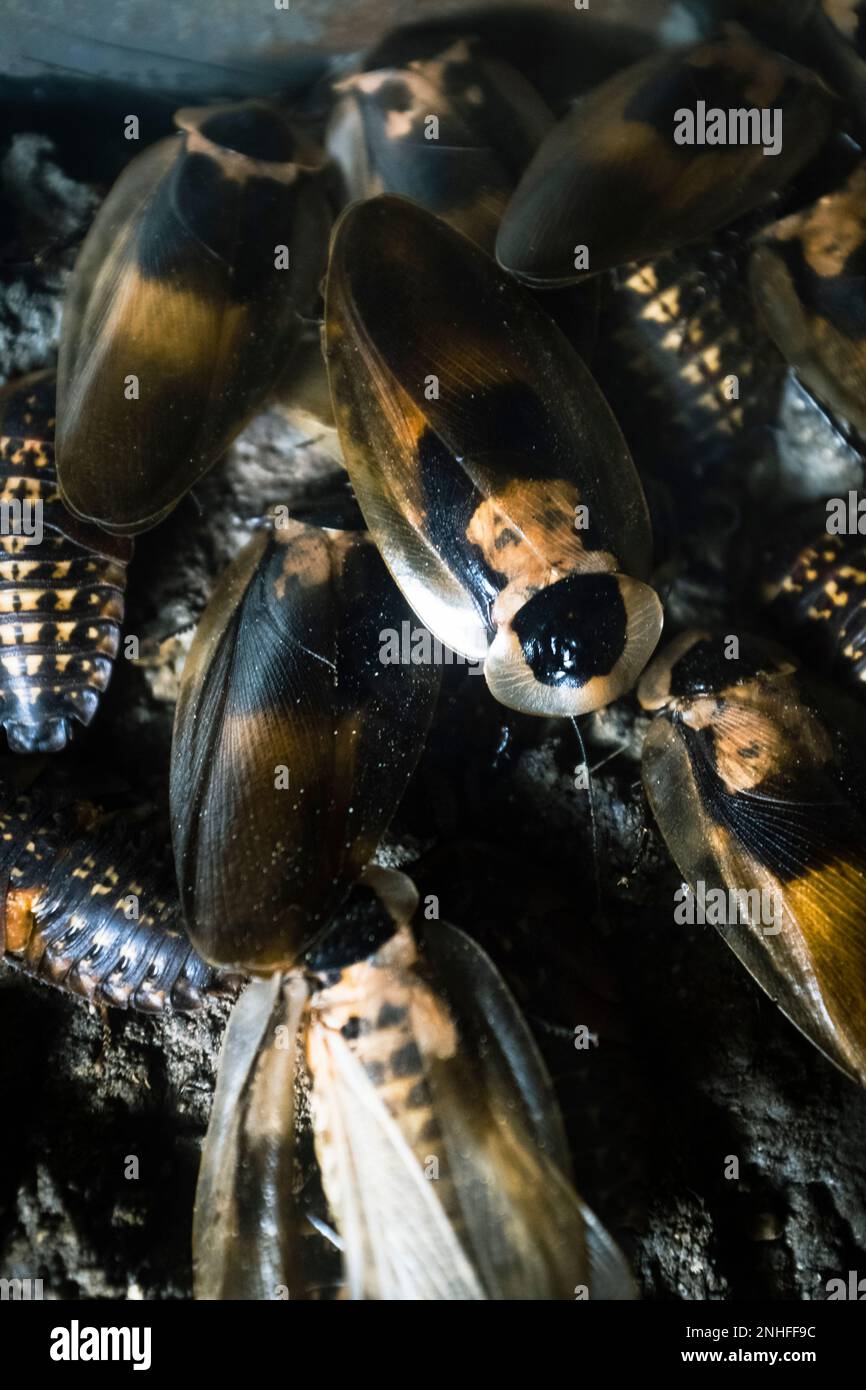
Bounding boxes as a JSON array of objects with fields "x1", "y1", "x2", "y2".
[
  {"x1": 496, "y1": 32, "x2": 834, "y2": 285},
  {"x1": 170, "y1": 519, "x2": 440, "y2": 972},
  {"x1": 56, "y1": 100, "x2": 334, "y2": 534}
]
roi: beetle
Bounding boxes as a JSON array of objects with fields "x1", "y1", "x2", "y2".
[
  {"x1": 194, "y1": 868, "x2": 636, "y2": 1301},
  {"x1": 55, "y1": 98, "x2": 336, "y2": 535},
  {"x1": 326, "y1": 36, "x2": 553, "y2": 256},
  {"x1": 0, "y1": 783, "x2": 224, "y2": 1012},
  {"x1": 359, "y1": 7, "x2": 659, "y2": 115},
  {"x1": 0, "y1": 371, "x2": 132, "y2": 753},
  {"x1": 762, "y1": 522, "x2": 866, "y2": 694},
  {"x1": 324, "y1": 35, "x2": 603, "y2": 366},
  {"x1": 750, "y1": 160, "x2": 866, "y2": 438},
  {"x1": 495, "y1": 31, "x2": 836, "y2": 287},
  {"x1": 324, "y1": 195, "x2": 663, "y2": 718},
  {"x1": 639, "y1": 628, "x2": 866, "y2": 1087},
  {"x1": 170, "y1": 515, "x2": 441, "y2": 973},
  {"x1": 681, "y1": 2, "x2": 866, "y2": 138}
]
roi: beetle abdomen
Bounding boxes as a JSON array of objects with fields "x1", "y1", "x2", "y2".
[
  {"x1": 764, "y1": 528, "x2": 866, "y2": 693},
  {"x1": 0, "y1": 373, "x2": 131, "y2": 753},
  {"x1": 0, "y1": 793, "x2": 223, "y2": 1012}
]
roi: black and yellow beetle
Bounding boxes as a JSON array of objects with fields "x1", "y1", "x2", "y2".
[
  {"x1": 495, "y1": 31, "x2": 835, "y2": 287},
  {"x1": 682, "y1": 1, "x2": 866, "y2": 137},
  {"x1": 169, "y1": 515, "x2": 441, "y2": 973},
  {"x1": 194, "y1": 868, "x2": 636, "y2": 1301},
  {"x1": 639, "y1": 629, "x2": 866, "y2": 1087},
  {"x1": 0, "y1": 783, "x2": 224, "y2": 1012},
  {"x1": 763, "y1": 523, "x2": 866, "y2": 695},
  {"x1": 750, "y1": 160, "x2": 866, "y2": 437},
  {"x1": 0, "y1": 372, "x2": 131, "y2": 753},
  {"x1": 324, "y1": 195, "x2": 663, "y2": 718},
  {"x1": 596, "y1": 239, "x2": 785, "y2": 487},
  {"x1": 56, "y1": 98, "x2": 335, "y2": 535},
  {"x1": 326, "y1": 36, "x2": 553, "y2": 255}
]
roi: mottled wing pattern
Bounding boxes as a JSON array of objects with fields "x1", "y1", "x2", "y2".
[
  {"x1": 327, "y1": 38, "x2": 552, "y2": 252},
  {"x1": 325, "y1": 196, "x2": 660, "y2": 709},
  {"x1": 307, "y1": 1020, "x2": 486, "y2": 1300},
  {"x1": 308, "y1": 922, "x2": 635, "y2": 1299},
  {"x1": 496, "y1": 34, "x2": 834, "y2": 284},
  {"x1": 751, "y1": 162, "x2": 866, "y2": 436}
]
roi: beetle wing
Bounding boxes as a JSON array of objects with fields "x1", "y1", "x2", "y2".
[
  {"x1": 326, "y1": 196, "x2": 653, "y2": 663},
  {"x1": 194, "y1": 973, "x2": 309, "y2": 1299},
  {"x1": 496, "y1": 34, "x2": 834, "y2": 286},
  {"x1": 307, "y1": 1022, "x2": 487, "y2": 1300},
  {"x1": 415, "y1": 921, "x2": 636, "y2": 1299},
  {"x1": 170, "y1": 521, "x2": 440, "y2": 971},
  {"x1": 57, "y1": 107, "x2": 332, "y2": 534},
  {"x1": 310, "y1": 921, "x2": 634, "y2": 1299},
  {"x1": 327, "y1": 39, "x2": 552, "y2": 254},
  {"x1": 643, "y1": 703, "x2": 866, "y2": 1086}
]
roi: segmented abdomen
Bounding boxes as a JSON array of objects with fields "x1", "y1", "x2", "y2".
[
  {"x1": 0, "y1": 372, "x2": 132, "y2": 753},
  {"x1": 311, "y1": 944, "x2": 461, "y2": 1223},
  {"x1": 764, "y1": 530, "x2": 866, "y2": 693},
  {"x1": 596, "y1": 244, "x2": 783, "y2": 479},
  {"x1": 0, "y1": 792, "x2": 226, "y2": 1012}
]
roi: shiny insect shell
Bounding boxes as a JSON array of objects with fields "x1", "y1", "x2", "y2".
[
  {"x1": 324, "y1": 195, "x2": 663, "y2": 718},
  {"x1": 750, "y1": 159, "x2": 866, "y2": 438},
  {"x1": 0, "y1": 372, "x2": 131, "y2": 754},
  {"x1": 326, "y1": 36, "x2": 553, "y2": 254},
  {"x1": 639, "y1": 630, "x2": 866, "y2": 1087},
  {"x1": 56, "y1": 98, "x2": 335, "y2": 535},
  {"x1": 596, "y1": 241, "x2": 785, "y2": 484},
  {"x1": 682, "y1": 1, "x2": 866, "y2": 138},
  {"x1": 170, "y1": 516, "x2": 440, "y2": 973},
  {"x1": 0, "y1": 789, "x2": 223, "y2": 1012},
  {"x1": 763, "y1": 525, "x2": 866, "y2": 696},
  {"x1": 495, "y1": 31, "x2": 835, "y2": 286},
  {"x1": 194, "y1": 877, "x2": 636, "y2": 1301}
]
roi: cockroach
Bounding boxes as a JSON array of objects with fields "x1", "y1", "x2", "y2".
[
  {"x1": 0, "y1": 371, "x2": 131, "y2": 753},
  {"x1": 170, "y1": 516, "x2": 441, "y2": 973},
  {"x1": 326, "y1": 36, "x2": 553, "y2": 254},
  {"x1": 596, "y1": 242, "x2": 785, "y2": 487},
  {"x1": 683, "y1": 1, "x2": 866, "y2": 138},
  {"x1": 763, "y1": 521, "x2": 866, "y2": 694},
  {"x1": 56, "y1": 98, "x2": 335, "y2": 535},
  {"x1": 324, "y1": 195, "x2": 663, "y2": 718},
  {"x1": 639, "y1": 629, "x2": 866, "y2": 1087},
  {"x1": 0, "y1": 786, "x2": 223, "y2": 1012},
  {"x1": 750, "y1": 160, "x2": 866, "y2": 437},
  {"x1": 361, "y1": 8, "x2": 659, "y2": 114},
  {"x1": 495, "y1": 32, "x2": 835, "y2": 287},
  {"x1": 194, "y1": 869, "x2": 636, "y2": 1301}
]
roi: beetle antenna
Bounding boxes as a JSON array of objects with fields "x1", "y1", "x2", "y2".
[{"x1": 570, "y1": 715, "x2": 604, "y2": 926}]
